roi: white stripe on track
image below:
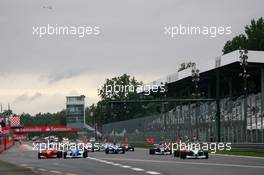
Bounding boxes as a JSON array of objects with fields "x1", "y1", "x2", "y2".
[
  {"x1": 87, "y1": 157, "x2": 161, "y2": 174},
  {"x1": 101, "y1": 157, "x2": 264, "y2": 169},
  {"x1": 19, "y1": 164, "x2": 28, "y2": 167},
  {"x1": 120, "y1": 165, "x2": 131, "y2": 168},
  {"x1": 50, "y1": 170, "x2": 61, "y2": 174},
  {"x1": 131, "y1": 168, "x2": 144, "y2": 171},
  {"x1": 146, "y1": 171, "x2": 161, "y2": 175},
  {"x1": 38, "y1": 168, "x2": 47, "y2": 171}
]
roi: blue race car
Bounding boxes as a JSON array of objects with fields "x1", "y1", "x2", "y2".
[{"x1": 105, "y1": 144, "x2": 125, "y2": 154}]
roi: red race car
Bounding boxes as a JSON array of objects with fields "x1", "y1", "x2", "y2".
[{"x1": 38, "y1": 149, "x2": 63, "y2": 159}]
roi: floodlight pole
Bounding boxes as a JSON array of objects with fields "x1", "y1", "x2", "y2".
[
  {"x1": 191, "y1": 66, "x2": 200, "y2": 141},
  {"x1": 216, "y1": 69, "x2": 221, "y2": 142},
  {"x1": 239, "y1": 49, "x2": 249, "y2": 143}
]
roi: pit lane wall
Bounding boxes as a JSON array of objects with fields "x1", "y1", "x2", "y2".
[
  {"x1": 103, "y1": 93, "x2": 264, "y2": 144},
  {"x1": 0, "y1": 127, "x2": 14, "y2": 154}
]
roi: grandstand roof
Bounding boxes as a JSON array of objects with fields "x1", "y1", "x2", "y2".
[{"x1": 149, "y1": 50, "x2": 264, "y2": 86}]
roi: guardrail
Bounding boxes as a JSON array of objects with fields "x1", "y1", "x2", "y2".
[{"x1": 231, "y1": 143, "x2": 264, "y2": 152}]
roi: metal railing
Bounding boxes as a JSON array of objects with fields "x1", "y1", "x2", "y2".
[{"x1": 103, "y1": 93, "x2": 264, "y2": 144}]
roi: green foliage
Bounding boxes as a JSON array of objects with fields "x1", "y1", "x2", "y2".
[
  {"x1": 223, "y1": 17, "x2": 264, "y2": 54},
  {"x1": 20, "y1": 110, "x2": 66, "y2": 126},
  {"x1": 98, "y1": 74, "x2": 143, "y2": 100},
  {"x1": 86, "y1": 74, "x2": 160, "y2": 127}
]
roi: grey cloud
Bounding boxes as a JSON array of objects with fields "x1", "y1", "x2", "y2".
[
  {"x1": 13, "y1": 93, "x2": 28, "y2": 103},
  {"x1": 30, "y1": 92, "x2": 42, "y2": 101},
  {"x1": 13, "y1": 92, "x2": 42, "y2": 103},
  {"x1": 0, "y1": 0, "x2": 263, "y2": 78},
  {"x1": 1, "y1": 0, "x2": 264, "y2": 114},
  {"x1": 39, "y1": 67, "x2": 90, "y2": 84}
]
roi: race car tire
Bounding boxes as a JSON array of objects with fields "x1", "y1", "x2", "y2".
[
  {"x1": 83, "y1": 151, "x2": 88, "y2": 158},
  {"x1": 105, "y1": 149, "x2": 109, "y2": 154},
  {"x1": 204, "y1": 151, "x2": 209, "y2": 159},
  {"x1": 174, "y1": 150, "x2": 180, "y2": 157},
  {"x1": 180, "y1": 151, "x2": 187, "y2": 159},
  {"x1": 57, "y1": 151, "x2": 62, "y2": 158},
  {"x1": 149, "y1": 149, "x2": 155, "y2": 155},
  {"x1": 121, "y1": 149, "x2": 125, "y2": 154},
  {"x1": 131, "y1": 147, "x2": 135, "y2": 151},
  {"x1": 38, "y1": 152, "x2": 41, "y2": 159},
  {"x1": 63, "y1": 152, "x2": 67, "y2": 159}
]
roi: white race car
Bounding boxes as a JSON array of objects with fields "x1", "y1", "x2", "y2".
[
  {"x1": 149, "y1": 143, "x2": 172, "y2": 155},
  {"x1": 174, "y1": 148, "x2": 208, "y2": 159},
  {"x1": 63, "y1": 148, "x2": 88, "y2": 158}
]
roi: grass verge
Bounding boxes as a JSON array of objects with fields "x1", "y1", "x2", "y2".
[{"x1": 211, "y1": 150, "x2": 264, "y2": 157}]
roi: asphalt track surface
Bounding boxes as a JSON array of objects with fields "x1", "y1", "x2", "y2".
[{"x1": 0, "y1": 143, "x2": 264, "y2": 175}]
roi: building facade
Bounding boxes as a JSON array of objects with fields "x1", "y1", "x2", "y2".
[{"x1": 66, "y1": 95, "x2": 85, "y2": 128}]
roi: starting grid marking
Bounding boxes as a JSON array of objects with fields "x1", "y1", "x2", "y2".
[
  {"x1": 101, "y1": 157, "x2": 264, "y2": 169},
  {"x1": 87, "y1": 157, "x2": 161, "y2": 174},
  {"x1": 19, "y1": 164, "x2": 64, "y2": 174}
]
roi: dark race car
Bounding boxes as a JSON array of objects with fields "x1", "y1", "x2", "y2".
[
  {"x1": 105, "y1": 144, "x2": 125, "y2": 154},
  {"x1": 38, "y1": 149, "x2": 62, "y2": 159},
  {"x1": 124, "y1": 144, "x2": 135, "y2": 152}
]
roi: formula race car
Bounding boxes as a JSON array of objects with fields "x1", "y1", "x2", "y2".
[
  {"x1": 63, "y1": 148, "x2": 88, "y2": 158},
  {"x1": 99, "y1": 143, "x2": 111, "y2": 152},
  {"x1": 105, "y1": 144, "x2": 125, "y2": 154},
  {"x1": 149, "y1": 143, "x2": 172, "y2": 155},
  {"x1": 38, "y1": 149, "x2": 63, "y2": 159},
  {"x1": 174, "y1": 148, "x2": 209, "y2": 159},
  {"x1": 124, "y1": 144, "x2": 135, "y2": 151}
]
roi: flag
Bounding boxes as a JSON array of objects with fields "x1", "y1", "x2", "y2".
[{"x1": 9, "y1": 116, "x2": 20, "y2": 126}]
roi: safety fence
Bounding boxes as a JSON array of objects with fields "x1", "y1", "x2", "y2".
[
  {"x1": 103, "y1": 93, "x2": 264, "y2": 144},
  {"x1": 0, "y1": 127, "x2": 14, "y2": 154}
]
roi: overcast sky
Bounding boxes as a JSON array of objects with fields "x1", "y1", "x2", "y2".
[{"x1": 0, "y1": 0, "x2": 263, "y2": 115}]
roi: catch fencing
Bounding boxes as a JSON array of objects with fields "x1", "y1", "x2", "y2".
[{"x1": 103, "y1": 93, "x2": 264, "y2": 144}]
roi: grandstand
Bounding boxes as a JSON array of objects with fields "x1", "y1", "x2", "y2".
[{"x1": 103, "y1": 50, "x2": 264, "y2": 143}]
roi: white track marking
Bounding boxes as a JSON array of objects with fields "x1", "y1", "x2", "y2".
[
  {"x1": 101, "y1": 157, "x2": 264, "y2": 169},
  {"x1": 131, "y1": 168, "x2": 144, "y2": 171},
  {"x1": 146, "y1": 171, "x2": 161, "y2": 175},
  {"x1": 50, "y1": 170, "x2": 61, "y2": 174},
  {"x1": 88, "y1": 157, "x2": 161, "y2": 174},
  {"x1": 38, "y1": 168, "x2": 47, "y2": 171},
  {"x1": 104, "y1": 161, "x2": 115, "y2": 164},
  {"x1": 120, "y1": 165, "x2": 131, "y2": 168},
  {"x1": 19, "y1": 164, "x2": 28, "y2": 166}
]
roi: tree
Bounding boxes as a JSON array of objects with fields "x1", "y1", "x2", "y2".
[
  {"x1": 223, "y1": 17, "x2": 264, "y2": 54},
  {"x1": 20, "y1": 110, "x2": 66, "y2": 126},
  {"x1": 245, "y1": 17, "x2": 264, "y2": 50},
  {"x1": 98, "y1": 74, "x2": 143, "y2": 101},
  {"x1": 87, "y1": 74, "x2": 153, "y2": 126},
  {"x1": 222, "y1": 34, "x2": 247, "y2": 54}
]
